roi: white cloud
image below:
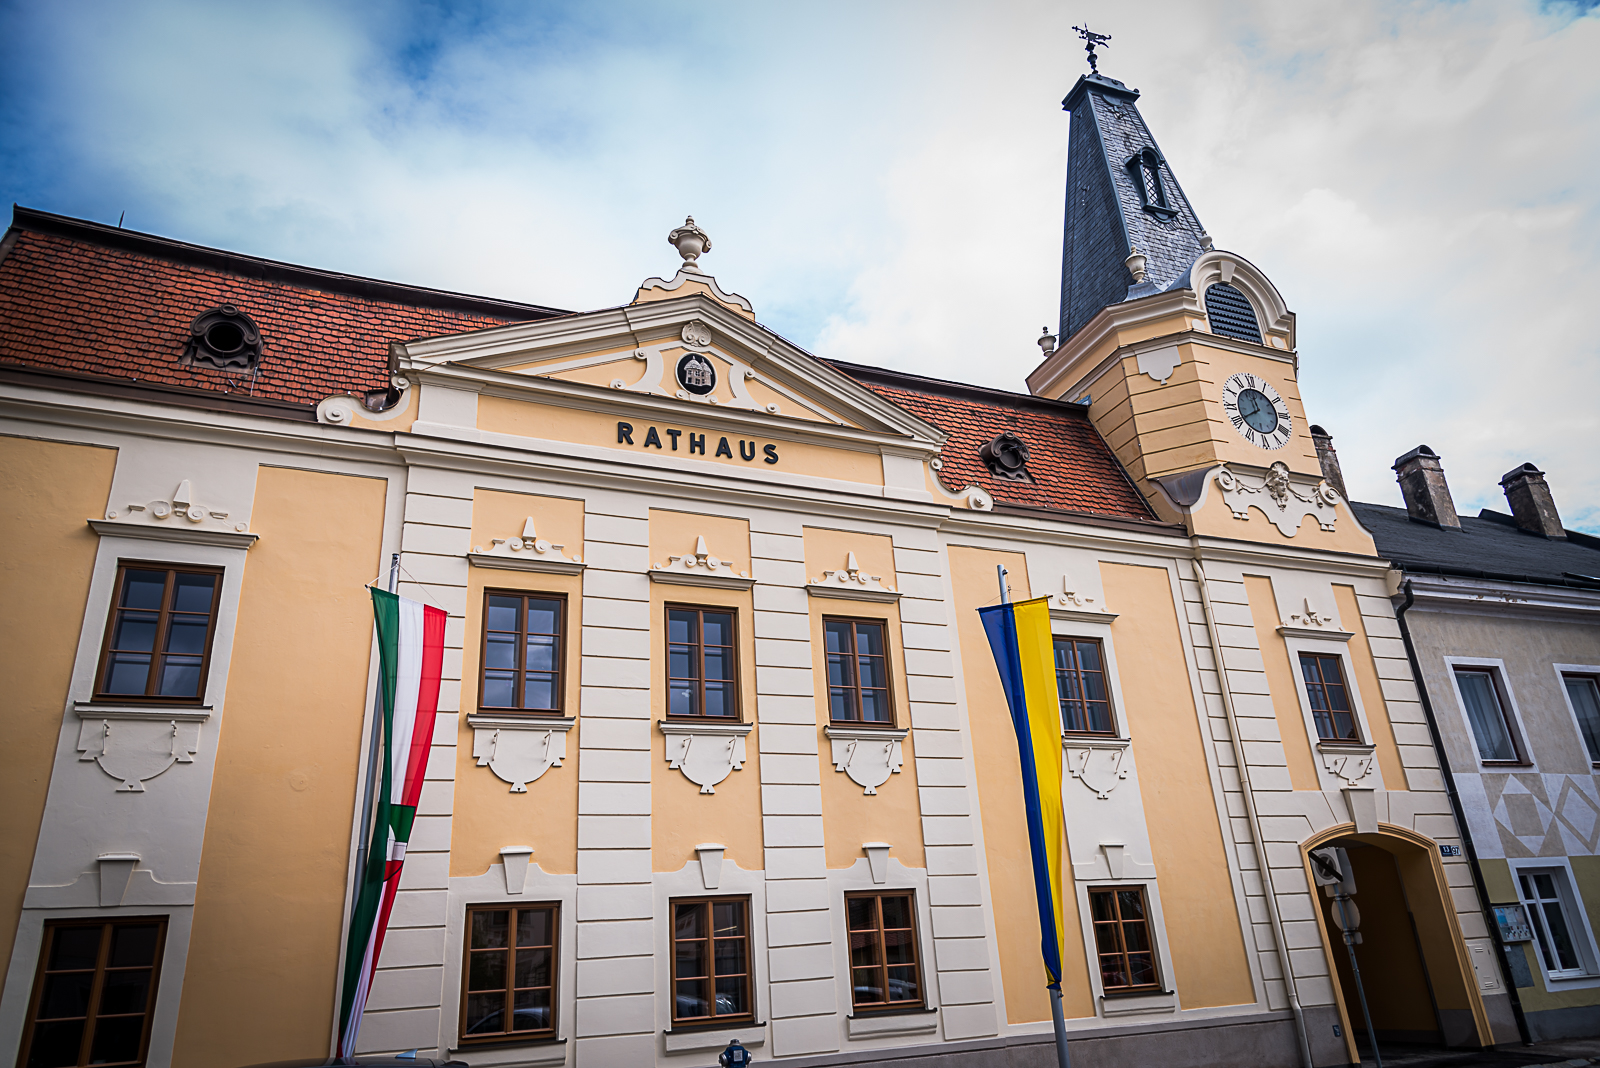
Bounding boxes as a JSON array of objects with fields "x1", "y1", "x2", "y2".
[{"x1": 3, "y1": 0, "x2": 1597, "y2": 526}]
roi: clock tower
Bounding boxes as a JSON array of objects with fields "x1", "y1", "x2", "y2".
[{"x1": 1028, "y1": 69, "x2": 1373, "y2": 553}]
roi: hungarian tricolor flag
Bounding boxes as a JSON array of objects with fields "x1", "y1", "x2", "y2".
[{"x1": 338, "y1": 588, "x2": 446, "y2": 1057}]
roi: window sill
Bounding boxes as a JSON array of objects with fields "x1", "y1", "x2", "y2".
[
  {"x1": 1099, "y1": 988, "x2": 1176, "y2": 1017},
  {"x1": 846, "y1": 1006, "x2": 937, "y2": 1039},
  {"x1": 449, "y1": 1036, "x2": 566, "y2": 1067},
  {"x1": 75, "y1": 701, "x2": 213, "y2": 722},
  {"x1": 662, "y1": 1020, "x2": 765, "y2": 1053},
  {"x1": 466, "y1": 713, "x2": 576, "y2": 732},
  {"x1": 451, "y1": 1034, "x2": 564, "y2": 1051},
  {"x1": 1061, "y1": 734, "x2": 1131, "y2": 751}
]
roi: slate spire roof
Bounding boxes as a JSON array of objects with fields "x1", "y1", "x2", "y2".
[{"x1": 1058, "y1": 72, "x2": 1209, "y2": 341}]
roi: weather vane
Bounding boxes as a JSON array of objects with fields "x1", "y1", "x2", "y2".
[{"x1": 1072, "y1": 24, "x2": 1111, "y2": 74}]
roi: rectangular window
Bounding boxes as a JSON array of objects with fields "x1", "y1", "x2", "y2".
[
  {"x1": 1563, "y1": 675, "x2": 1600, "y2": 765},
  {"x1": 95, "y1": 565, "x2": 222, "y2": 702},
  {"x1": 1455, "y1": 668, "x2": 1519, "y2": 763},
  {"x1": 480, "y1": 592, "x2": 565, "y2": 713},
  {"x1": 671, "y1": 897, "x2": 752, "y2": 1024},
  {"x1": 825, "y1": 619, "x2": 892, "y2": 724},
  {"x1": 20, "y1": 918, "x2": 167, "y2": 1068},
  {"x1": 461, "y1": 904, "x2": 558, "y2": 1042},
  {"x1": 667, "y1": 607, "x2": 738, "y2": 719},
  {"x1": 1089, "y1": 886, "x2": 1160, "y2": 992},
  {"x1": 1518, "y1": 870, "x2": 1589, "y2": 978},
  {"x1": 846, "y1": 891, "x2": 923, "y2": 1011},
  {"x1": 1300, "y1": 653, "x2": 1360, "y2": 742},
  {"x1": 1055, "y1": 638, "x2": 1113, "y2": 734}
]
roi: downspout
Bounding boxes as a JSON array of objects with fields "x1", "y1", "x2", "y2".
[
  {"x1": 1193, "y1": 560, "x2": 1315, "y2": 1068},
  {"x1": 1395, "y1": 580, "x2": 1532, "y2": 1046}
]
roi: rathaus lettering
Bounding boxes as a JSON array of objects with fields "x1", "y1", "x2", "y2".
[{"x1": 616, "y1": 421, "x2": 779, "y2": 464}]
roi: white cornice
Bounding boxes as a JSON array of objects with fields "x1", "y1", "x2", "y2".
[
  {"x1": 1027, "y1": 289, "x2": 1201, "y2": 397},
  {"x1": 87, "y1": 518, "x2": 258, "y2": 549},
  {"x1": 1402, "y1": 572, "x2": 1600, "y2": 623}
]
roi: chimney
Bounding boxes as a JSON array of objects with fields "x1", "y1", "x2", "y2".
[
  {"x1": 1393, "y1": 445, "x2": 1461, "y2": 529},
  {"x1": 1499, "y1": 463, "x2": 1566, "y2": 539},
  {"x1": 1309, "y1": 425, "x2": 1348, "y2": 502}
]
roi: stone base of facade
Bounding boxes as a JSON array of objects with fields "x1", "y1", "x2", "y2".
[
  {"x1": 774, "y1": 1008, "x2": 1345, "y2": 1068},
  {"x1": 1525, "y1": 1003, "x2": 1600, "y2": 1043}
]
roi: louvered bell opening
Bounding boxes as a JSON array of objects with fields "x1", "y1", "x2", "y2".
[
  {"x1": 1140, "y1": 162, "x2": 1161, "y2": 206},
  {"x1": 1204, "y1": 283, "x2": 1262, "y2": 344}
]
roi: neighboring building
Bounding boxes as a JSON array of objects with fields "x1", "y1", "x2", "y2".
[
  {"x1": 1347, "y1": 447, "x2": 1600, "y2": 1042},
  {"x1": 0, "y1": 66, "x2": 1511, "y2": 1068}
]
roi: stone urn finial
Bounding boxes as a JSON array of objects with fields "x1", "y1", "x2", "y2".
[
  {"x1": 669, "y1": 216, "x2": 712, "y2": 273},
  {"x1": 1038, "y1": 327, "x2": 1056, "y2": 356},
  {"x1": 1124, "y1": 245, "x2": 1147, "y2": 284}
]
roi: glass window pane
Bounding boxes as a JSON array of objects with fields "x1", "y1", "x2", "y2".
[
  {"x1": 830, "y1": 688, "x2": 856, "y2": 720},
  {"x1": 1128, "y1": 952, "x2": 1157, "y2": 986},
  {"x1": 1117, "y1": 890, "x2": 1146, "y2": 920},
  {"x1": 675, "y1": 978, "x2": 708, "y2": 1018},
  {"x1": 887, "y1": 965, "x2": 919, "y2": 1001},
  {"x1": 712, "y1": 901, "x2": 744, "y2": 937},
  {"x1": 1089, "y1": 891, "x2": 1115, "y2": 923},
  {"x1": 526, "y1": 600, "x2": 560, "y2": 635},
  {"x1": 1565, "y1": 678, "x2": 1600, "y2": 763},
  {"x1": 517, "y1": 909, "x2": 551, "y2": 947},
  {"x1": 859, "y1": 656, "x2": 887, "y2": 689},
  {"x1": 96, "y1": 969, "x2": 151, "y2": 1015},
  {"x1": 1300, "y1": 655, "x2": 1321, "y2": 687},
  {"x1": 486, "y1": 596, "x2": 519, "y2": 632},
  {"x1": 847, "y1": 897, "x2": 877, "y2": 931},
  {"x1": 1099, "y1": 957, "x2": 1128, "y2": 989},
  {"x1": 703, "y1": 648, "x2": 730, "y2": 682},
  {"x1": 171, "y1": 572, "x2": 216, "y2": 612},
  {"x1": 49, "y1": 927, "x2": 103, "y2": 972},
  {"x1": 669, "y1": 683, "x2": 698, "y2": 717},
  {"x1": 714, "y1": 938, "x2": 747, "y2": 977},
  {"x1": 1087, "y1": 702, "x2": 1113, "y2": 733},
  {"x1": 39, "y1": 972, "x2": 94, "y2": 1019},
  {"x1": 668, "y1": 610, "x2": 697, "y2": 645},
  {"x1": 515, "y1": 947, "x2": 550, "y2": 988},
  {"x1": 121, "y1": 571, "x2": 167, "y2": 611},
  {"x1": 1458, "y1": 672, "x2": 1516, "y2": 761},
  {"x1": 512, "y1": 988, "x2": 550, "y2": 1032},
  {"x1": 1075, "y1": 642, "x2": 1101, "y2": 672},
  {"x1": 112, "y1": 613, "x2": 159, "y2": 653},
  {"x1": 702, "y1": 613, "x2": 732, "y2": 648},
  {"x1": 164, "y1": 617, "x2": 209, "y2": 655},
  {"x1": 676, "y1": 938, "x2": 707, "y2": 978},
  {"x1": 1543, "y1": 901, "x2": 1581, "y2": 971},
  {"x1": 524, "y1": 676, "x2": 555, "y2": 710},
  {"x1": 861, "y1": 690, "x2": 890, "y2": 722},
  {"x1": 852, "y1": 967, "x2": 884, "y2": 1003},
  {"x1": 883, "y1": 929, "x2": 916, "y2": 965},
  {"x1": 668, "y1": 646, "x2": 697, "y2": 680},
  {"x1": 827, "y1": 653, "x2": 853, "y2": 688},
  {"x1": 880, "y1": 896, "x2": 913, "y2": 930},
  {"x1": 675, "y1": 903, "x2": 705, "y2": 940},
  {"x1": 464, "y1": 992, "x2": 503, "y2": 1035},
  {"x1": 856, "y1": 624, "x2": 884, "y2": 657},
  {"x1": 525, "y1": 635, "x2": 555, "y2": 671},
  {"x1": 825, "y1": 620, "x2": 850, "y2": 655},
  {"x1": 88, "y1": 1014, "x2": 145, "y2": 1064},
  {"x1": 1083, "y1": 672, "x2": 1107, "y2": 702},
  {"x1": 485, "y1": 634, "x2": 517, "y2": 671},
  {"x1": 104, "y1": 654, "x2": 152, "y2": 696},
  {"x1": 1534, "y1": 873, "x2": 1557, "y2": 899},
  {"x1": 1093, "y1": 924, "x2": 1121, "y2": 955},
  {"x1": 1122, "y1": 922, "x2": 1151, "y2": 952},
  {"x1": 482, "y1": 674, "x2": 515, "y2": 707},
  {"x1": 469, "y1": 950, "x2": 507, "y2": 992},
  {"x1": 472, "y1": 910, "x2": 509, "y2": 949},
  {"x1": 26, "y1": 1019, "x2": 85, "y2": 1068},
  {"x1": 157, "y1": 657, "x2": 204, "y2": 698},
  {"x1": 714, "y1": 974, "x2": 747, "y2": 1016}
]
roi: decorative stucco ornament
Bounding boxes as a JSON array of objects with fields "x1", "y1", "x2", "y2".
[
  {"x1": 1063, "y1": 738, "x2": 1131, "y2": 799},
  {"x1": 668, "y1": 216, "x2": 712, "y2": 272},
  {"x1": 681, "y1": 320, "x2": 713, "y2": 348},
  {"x1": 660, "y1": 721, "x2": 751, "y2": 794},
  {"x1": 77, "y1": 713, "x2": 203, "y2": 792},
  {"x1": 1289, "y1": 598, "x2": 1334, "y2": 629},
  {"x1": 825, "y1": 726, "x2": 909, "y2": 795},
  {"x1": 1319, "y1": 743, "x2": 1377, "y2": 788},
  {"x1": 470, "y1": 716, "x2": 574, "y2": 793},
  {"x1": 1215, "y1": 462, "x2": 1341, "y2": 536},
  {"x1": 655, "y1": 536, "x2": 748, "y2": 581},
  {"x1": 808, "y1": 551, "x2": 898, "y2": 599}
]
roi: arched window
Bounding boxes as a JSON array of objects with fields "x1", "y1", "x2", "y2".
[
  {"x1": 1204, "y1": 283, "x2": 1263, "y2": 344},
  {"x1": 1125, "y1": 148, "x2": 1175, "y2": 219}
]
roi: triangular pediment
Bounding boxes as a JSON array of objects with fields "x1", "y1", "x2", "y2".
[{"x1": 398, "y1": 292, "x2": 944, "y2": 445}]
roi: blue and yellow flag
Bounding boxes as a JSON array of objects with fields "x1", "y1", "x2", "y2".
[{"x1": 979, "y1": 596, "x2": 1068, "y2": 988}]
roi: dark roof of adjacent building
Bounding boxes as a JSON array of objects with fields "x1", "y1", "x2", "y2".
[
  {"x1": 0, "y1": 206, "x2": 568, "y2": 413},
  {"x1": 1351, "y1": 501, "x2": 1600, "y2": 591},
  {"x1": 832, "y1": 360, "x2": 1164, "y2": 526},
  {"x1": 1058, "y1": 73, "x2": 1209, "y2": 342}
]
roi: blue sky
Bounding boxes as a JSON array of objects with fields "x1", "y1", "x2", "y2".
[{"x1": 3, "y1": 0, "x2": 1597, "y2": 528}]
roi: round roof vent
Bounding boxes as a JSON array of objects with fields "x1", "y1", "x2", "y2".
[{"x1": 182, "y1": 305, "x2": 264, "y2": 371}]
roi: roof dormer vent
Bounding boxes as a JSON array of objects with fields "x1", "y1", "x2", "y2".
[
  {"x1": 979, "y1": 432, "x2": 1035, "y2": 483},
  {"x1": 1126, "y1": 149, "x2": 1176, "y2": 220},
  {"x1": 1204, "y1": 283, "x2": 1262, "y2": 344},
  {"x1": 182, "y1": 305, "x2": 264, "y2": 371}
]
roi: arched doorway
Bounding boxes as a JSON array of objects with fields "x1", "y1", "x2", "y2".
[{"x1": 1303, "y1": 823, "x2": 1494, "y2": 1065}]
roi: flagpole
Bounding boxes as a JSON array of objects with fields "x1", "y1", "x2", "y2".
[
  {"x1": 355, "y1": 554, "x2": 399, "y2": 887},
  {"x1": 994, "y1": 563, "x2": 1070, "y2": 1068}
]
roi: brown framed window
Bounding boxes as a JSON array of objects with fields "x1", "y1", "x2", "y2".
[
  {"x1": 1299, "y1": 653, "x2": 1360, "y2": 742},
  {"x1": 846, "y1": 891, "x2": 924, "y2": 1011},
  {"x1": 95, "y1": 564, "x2": 222, "y2": 702},
  {"x1": 825, "y1": 619, "x2": 892, "y2": 724},
  {"x1": 20, "y1": 917, "x2": 167, "y2": 1068},
  {"x1": 1054, "y1": 638, "x2": 1113, "y2": 734},
  {"x1": 1089, "y1": 887, "x2": 1160, "y2": 992},
  {"x1": 461, "y1": 904, "x2": 559, "y2": 1042},
  {"x1": 667, "y1": 606, "x2": 738, "y2": 718},
  {"x1": 1455, "y1": 668, "x2": 1521, "y2": 764},
  {"x1": 671, "y1": 897, "x2": 752, "y2": 1024},
  {"x1": 480, "y1": 592, "x2": 565, "y2": 713}
]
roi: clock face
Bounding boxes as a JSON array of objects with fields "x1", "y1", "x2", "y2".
[{"x1": 1221, "y1": 372, "x2": 1292, "y2": 449}]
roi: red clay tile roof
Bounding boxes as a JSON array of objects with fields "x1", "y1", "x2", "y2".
[
  {"x1": 0, "y1": 208, "x2": 565, "y2": 409},
  {"x1": 833, "y1": 360, "x2": 1157, "y2": 523}
]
